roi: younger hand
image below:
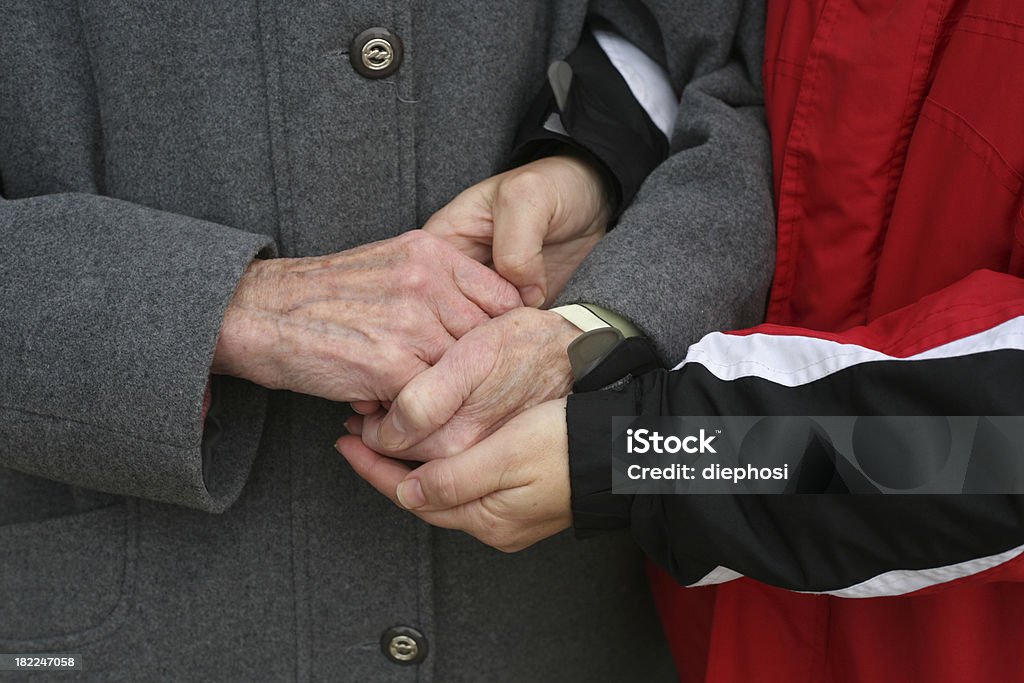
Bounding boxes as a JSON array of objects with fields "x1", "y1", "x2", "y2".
[
  {"x1": 424, "y1": 154, "x2": 612, "y2": 308},
  {"x1": 338, "y1": 398, "x2": 572, "y2": 553}
]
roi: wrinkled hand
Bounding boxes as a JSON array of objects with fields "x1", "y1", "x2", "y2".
[
  {"x1": 349, "y1": 307, "x2": 579, "y2": 460},
  {"x1": 337, "y1": 398, "x2": 572, "y2": 552},
  {"x1": 424, "y1": 154, "x2": 612, "y2": 308},
  {"x1": 211, "y1": 230, "x2": 522, "y2": 402}
]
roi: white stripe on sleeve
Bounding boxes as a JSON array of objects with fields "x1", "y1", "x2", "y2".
[
  {"x1": 673, "y1": 316, "x2": 1024, "y2": 386},
  {"x1": 592, "y1": 29, "x2": 678, "y2": 138},
  {"x1": 688, "y1": 544, "x2": 1024, "y2": 597}
]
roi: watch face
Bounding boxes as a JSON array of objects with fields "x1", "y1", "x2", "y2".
[{"x1": 567, "y1": 328, "x2": 624, "y2": 380}]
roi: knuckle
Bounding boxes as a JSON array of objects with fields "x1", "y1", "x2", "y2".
[
  {"x1": 435, "y1": 437, "x2": 461, "y2": 460},
  {"x1": 493, "y1": 249, "x2": 536, "y2": 279},
  {"x1": 430, "y1": 462, "x2": 461, "y2": 507},
  {"x1": 398, "y1": 262, "x2": 433, "y2": 293},
  {"x1": 500, "y1": 170, "x2": 546, "y2": 201},
  {"x1": 396, "y1": 385, "x2": 434, "y2": 431}
]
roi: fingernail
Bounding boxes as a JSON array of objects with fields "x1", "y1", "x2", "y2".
[
  {"x1": 343, "y1": 417, "x2": 353, "y2": 433},
  {"x1": 333, "y1": 439, "x2": 345, "y2": 454},
  {"x1": 346, "y1": 415, "x2": 365, "y2": 436},
  {"x1": 396, "y1": 479, "x2": 426, "y2": 510},
  {"x1": 379, "y1": 415, "x2": 407, "y2": 450},
  {"x1": 521, "y1": 285, "x2": 545, "y2": 308}
]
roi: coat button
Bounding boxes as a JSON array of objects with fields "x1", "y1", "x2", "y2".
[
  {"x1": 380, "y1": 625, "x2": 428, "y2": 665},
  {"x1": 350, "y1": 28, "x2": 403, "y2": 79}
]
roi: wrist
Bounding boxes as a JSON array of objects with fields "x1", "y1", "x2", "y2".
[
  {"x1": 211, "y1": 258, "x2": 281, "y2": 384},
  {"x1": 537, "y1": 309, "x2": 585, "y2": 391},
  {"x1": 554, "y1": 146, "x2": 616, "y2": 229},
  {"x1": 498, "y1": 308, "x2": 581, "y2": 400},
  {"x1": 549, "y1": 309, "x2": 586, "y2": 350}
]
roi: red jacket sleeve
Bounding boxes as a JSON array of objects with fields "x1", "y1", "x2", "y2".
[{"x1": 568, "y1": 269, "x2": 1024, "y2": 595}]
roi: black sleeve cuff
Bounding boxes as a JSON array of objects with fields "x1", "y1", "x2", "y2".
[
  {"x1": 510, "y1": 25, "x2": 670, "y2": 221},
  {"x1": 567, "y1": 386, "x2": 640, "y2": 537}
]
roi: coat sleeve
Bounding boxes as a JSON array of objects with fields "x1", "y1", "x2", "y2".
[
  {"x1": 0, "y1": 192, "x2": 276, "y2": 513},
  {"x1": 568, "y1": 269, "x2": 1024, "y2": 596},
  {"x1": 0, "y1": 1, "x2": 276, "y2": 513},
  {"x1": 556, "y1": 0, "x2": 776, "y2": 363}
]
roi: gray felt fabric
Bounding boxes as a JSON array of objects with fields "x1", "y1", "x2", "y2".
[
  {"x1": 559, "y1": 0, "x2": 776, "y2": 362},
  {"x1": 0, "y1": 1, "x2": 772, "y2": 681}
]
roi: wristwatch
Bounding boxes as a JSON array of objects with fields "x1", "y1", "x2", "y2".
[{"x1": 551, "y1": 304, "x2": 659, "y2": 391}]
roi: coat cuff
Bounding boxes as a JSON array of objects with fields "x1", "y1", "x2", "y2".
[{"x1": 567, "y1": 386, "x2": 639, "y2": 537}]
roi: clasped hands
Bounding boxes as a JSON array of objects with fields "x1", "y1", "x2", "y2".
[{"x1": 213, "y1": 154, "x2": 610, "y2": 551}]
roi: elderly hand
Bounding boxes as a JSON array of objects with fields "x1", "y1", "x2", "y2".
[
  {"x1": 423, "y1": 154, "x2": 612, "y2": 308},
  {"x1": 349, "y1": 308, "x2": 579, "y2": 460},
  {"x1": 337, "y1": 398, "x2": 572, "y2": 552},
  {"x1": 211, "y1": 230, "x2": 522, "y2": 403}
]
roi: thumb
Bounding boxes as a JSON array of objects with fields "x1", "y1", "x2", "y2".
[
  {"x1": 491, "y1": 174, "x2": 552, "y2": 307},
  {"x1": 396, "y1": 434, "x2": 509, "y2": 511},
  {"x1": 369, "y1": 344, "x2": 480, "y2": 452},
  {"x1": 422, "y1": 208, "x2": 491, "y2": 263},
  {"x1": 422, "y1": 184, "x2": 495, "y2": 263}
]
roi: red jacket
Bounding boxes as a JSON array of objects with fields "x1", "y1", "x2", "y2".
[{"x1": 649, "y1": 1, "x2": 1024, "y2": 680}]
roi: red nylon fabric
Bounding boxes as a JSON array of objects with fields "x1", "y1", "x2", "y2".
[{"x1": 652, "y1": 1, "x2": 1024, "y2": 680}]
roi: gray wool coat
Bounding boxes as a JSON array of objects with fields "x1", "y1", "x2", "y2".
[{"x1": 0, "y1": 1, "x2": 774, "y2": 681}]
